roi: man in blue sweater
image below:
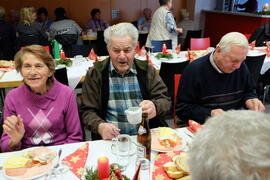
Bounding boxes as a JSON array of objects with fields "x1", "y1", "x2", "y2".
[{"x1": 176, "y1": 32, "x2": 265, "y2": 125}]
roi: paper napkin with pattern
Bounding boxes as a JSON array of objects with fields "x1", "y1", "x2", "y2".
[
  {"x1": 152, "y1": 151, "x2": 182, "y2": 180},
  {"x1": 62, "y1": 143, "x2": 89, "y2": 179}
]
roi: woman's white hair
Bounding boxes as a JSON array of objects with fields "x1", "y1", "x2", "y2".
[
  {"x1": 104, "y1": 22, "x2": 138, "y2": 47},
  {"x1": 189, "y1": 110, "x2": 270, "y2": 180},
  {"x1": 217, "y1": 32, "x2": 249, "y2": 54}
]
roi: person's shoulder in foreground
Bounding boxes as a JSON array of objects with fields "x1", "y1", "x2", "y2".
[{"x1": 189, "y1": 110, "x2": 270, "y2": 180}]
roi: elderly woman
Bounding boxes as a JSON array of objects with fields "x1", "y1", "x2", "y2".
[
  {"x1": 85, "y1": 8, "x2": 109, "y2": 32},
  {"x1": 17, "y1": 6, "x2": 49, "y2": 48},
  {"x1": 1, "y1": 45, "x2": 83, "y2": 152}
]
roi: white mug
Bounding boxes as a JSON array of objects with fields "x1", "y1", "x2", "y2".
[{"x1": 125, "y1": 106, "x2": 142, "y2": 124}]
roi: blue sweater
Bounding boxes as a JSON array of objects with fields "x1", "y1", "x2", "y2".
[{"x1": 176, "y1": 53, "x2": 257, "y2": 124}]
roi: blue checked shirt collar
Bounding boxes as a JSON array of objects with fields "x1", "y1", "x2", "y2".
[{"x1": 109, "y1": 60, "x2": 137, "y2": 76}]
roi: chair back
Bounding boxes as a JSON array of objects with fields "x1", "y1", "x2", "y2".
[
  {"x1": 131, "y1": 21, "x2": 138, "y2": 28},
  {"x1": 21, "y1": 46, "x2": 50, "y2": 53},
  {"x1": 182, "y1": 30, "x2": 202, "y2": 50},
  {"x1": 71, "y1": 44, "x2": 92, "y2": 57},
  {"x1": 190, "y1": 37, "x2": 210, "y2": 50},
  {"x1": 54, "y1": 67, "x2": 69, "y2": 86},
  {"x1": 244, "y1": 54, "x2": 266, "y2": 84},
  {"x1": 96, "y1": 31, "x2": 109, "y2": 56},
  {"x1": 17, "y1": 32, "x2": 46, "y2": 48},
  {"x1": 138, "y1": 33, "x2": 148, "y2": 47},
  {"x1": 151, "y1": 40, "x2": 172, "y2": 52},
  {"x1": 159, "y1": 60, "x2": 189, "y2": 103}
]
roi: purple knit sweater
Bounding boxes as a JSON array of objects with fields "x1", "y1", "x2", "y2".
[{"x1": 1, "y1": 79, "x2": 83, "y2": 152}]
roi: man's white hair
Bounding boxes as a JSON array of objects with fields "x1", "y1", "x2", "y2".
[
  {"x1": 217, "y1": 32, "x2": 249, "y2": 54},
  {"x1": 104, "y1": 22, "x2": 138, "y2": 47},
  {"x1": 189, "y1": 110, "x2": 270, "y2": 180}
]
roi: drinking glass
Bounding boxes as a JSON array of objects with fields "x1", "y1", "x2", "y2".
[
  {"x1": 111, "y1": 134, "x2": 131, "y2": 169},
  {"x1": 136, "y1": 158, "x2": 150, "y2": 180}
]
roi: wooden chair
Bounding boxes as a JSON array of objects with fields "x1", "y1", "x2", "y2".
[
  {"x1": 190, "y1": 37, "x2": 211, "y2": 50},
  {"x1": 151, "y1": 40, "x2": 172, "y2": 52}
]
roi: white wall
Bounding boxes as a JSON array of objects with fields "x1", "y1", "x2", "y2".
[{"x1": 187, "y1": 0, "x2": 216, "y2": 31}]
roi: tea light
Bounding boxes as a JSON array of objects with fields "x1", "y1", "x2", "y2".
[{"x1": 97, "y1": 156, "x2": 110, "y2": 179}]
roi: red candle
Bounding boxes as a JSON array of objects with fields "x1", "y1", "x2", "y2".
[
  {"x1": 162, "y1": 43, "x2": 167, "y2": 54},
  {"x1": 98, "y1": 156, "x2": 110, "y2": 179},
  {"x1": 60, "y1": 50, "x2": 65, "y2": 59}
]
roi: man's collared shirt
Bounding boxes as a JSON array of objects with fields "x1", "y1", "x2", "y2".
[
  {"x1": 106, "y1": 61, "x2": 143, "y2": 135},
  {"x1": 210, "y1": 52, "x2": 223, "y2": 74}
]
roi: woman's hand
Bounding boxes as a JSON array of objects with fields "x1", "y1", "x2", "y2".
[{"x1": 3, "y1": 115, "x2": 25, "y2": 148}]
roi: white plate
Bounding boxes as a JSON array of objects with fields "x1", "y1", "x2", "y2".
[
  {"x1": 2, "y1": 147, "x2": 56, "y2": 180},
  {"x1": 151, "y1": 128, "x2": 187, "y2": 152},
  {"x1": 111, "y1": 141, "x2": 137, "y2": 156}
]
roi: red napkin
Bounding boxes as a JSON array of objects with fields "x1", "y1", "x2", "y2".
[
  {"x1": 249, "y1": 40, "x2": 256, "y2": 50},
  {"x1": 266, "y1": 47, "x2": 270, "y2": 57},
  {"x1": 137, "y1": 41, "x2": 141, "y2": 56},
  {"x1": 187, "y1": 120, "x2": 202, "y2": 134},
  {"x1": 175, "y1": 44, "x2": 181, "y2": 55},
  {"x1": 187, "y1": 49, "x2": 193, "y2": 61},
  {"x1": 62, "y1": 143, "x2": 89, "y2": 179},
  {"x1": 60, "y1": 50, "x2": 66, "y2": 59},
  {"x1": 88, "y1": 48, "x2": 98, "y2": 61},
  {"x1": 146, "y1": 53, "x2": 154, "y2": 67},
  {"x1": 152, "y1": 151, "x2": 183, "y2": 179},
  {"x1": 140, "y1": 46, "x2": 147, "y2": 56},
  {"x1": 162, "y1": 43, "x2": 167, "y2": 54}
]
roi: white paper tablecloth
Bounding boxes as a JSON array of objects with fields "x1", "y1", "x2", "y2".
[{"x1": 0, "y1": 128, "x2": 193, "y2": 180}]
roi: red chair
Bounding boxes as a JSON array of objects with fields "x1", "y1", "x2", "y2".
[
  {"x1": 244, "y1": 33, "x2": 252, "y2": 40},
  {"x1": 173, "y1": 74, "x2": 182, "y2": 128},
  {"x1": 190, "y1": 37, "x2": 210, "y2": 50}
]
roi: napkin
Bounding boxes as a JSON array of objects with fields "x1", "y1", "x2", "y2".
[
  {"x1": 175, "y1": 44, "x2": 181, "y2": 55},
  {"x1": 146, "y1": 53, "x2": 154, "y2": 67},
  {"x1": 187, "y1": 49, "x2": 192, "y2": 61},
  {"x1": 141, "y1": 46, "x2": 147, "y2": 56},
  {"x1": 137, "y1": 41, "x2": 141, "y2": 56},
  {"x1": 187, "y1": 120, "x2": 202, "y2": 134},
  {"x1": 152, "y1": 151, "x2": 182, "y2": 180},
  {"x1": 62, "y1": 143, "x2": 89, "y2": 179},
  {"x1": 266, "y1": 47, "x2": 270, "y2": 57},
  {"x1": 88, "y1": 48, "x2": 98, "y2": 61},
  {"x1": 249, "y1": 40, "x2": 256, "y2": 50}
]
